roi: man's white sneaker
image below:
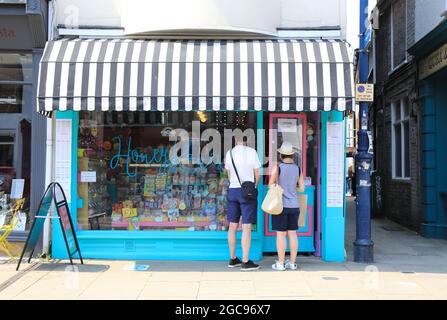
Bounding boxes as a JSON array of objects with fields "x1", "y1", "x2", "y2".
[
  {"x1": 272, "y1": 261, "x2": 286, "y2": 271},
  {"x1": 285, "y1": 260, "x2": 298, "y2": 270}
]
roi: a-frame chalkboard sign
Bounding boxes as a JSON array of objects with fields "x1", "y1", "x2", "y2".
[{"x1": 17, "y1": 182, "x2": 83, "y2": 271}]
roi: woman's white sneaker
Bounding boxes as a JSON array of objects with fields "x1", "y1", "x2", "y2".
[
  {"x1": 285, "y1": 260, "x2": 298, "y2": 270},
  {"x1": 272, "y1": 261, "x2": 286, "y2": 271}
]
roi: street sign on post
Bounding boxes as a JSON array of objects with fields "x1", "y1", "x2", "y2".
[{"x1": 355, "y1": 84, "x2": 374, "y2": 102}]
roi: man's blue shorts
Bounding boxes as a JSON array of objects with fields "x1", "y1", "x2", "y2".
[{"x1": 226, "y1": 188, "x2": 257, "y2": 224}]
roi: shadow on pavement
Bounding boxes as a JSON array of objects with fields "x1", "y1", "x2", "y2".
[{"x1": 32, "y1": 263, "x2": 110, "y2": 273}]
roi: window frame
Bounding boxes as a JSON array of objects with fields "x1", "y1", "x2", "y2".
[
  {"x1": 389, "y1": 0, "x2": 408, "y2": 72},
  {"x1": 391, "y1": 99, "x2": 411, "y2": 181},
  {"x1": 0, "y1": 132, "x2": 15, "y2": 167},
  {"x1": 0, "y1": 51, "x2": 34, "y2": 114}
]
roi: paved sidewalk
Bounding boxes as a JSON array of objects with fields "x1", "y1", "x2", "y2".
[{"x1": 1, "y1": 197, "x2": 447, "y2": 300}]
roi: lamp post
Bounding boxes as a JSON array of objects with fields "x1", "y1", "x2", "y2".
[{"x1": 354, "y1": 0, "x2": 374, "y2": 263}]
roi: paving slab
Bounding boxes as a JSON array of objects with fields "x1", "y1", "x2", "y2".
[
  {"x1": 253, "y1": 280, "x2": 314, "y2": 297},
  {"x1": 198, "y1": 280, "x2": 255, "y2": 296},
  {"x1": 138, "y1": 281, "x2": 200, "y2": 299}
]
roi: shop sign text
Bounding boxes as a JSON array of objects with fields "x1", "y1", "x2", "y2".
[{"x1": 420, "y1": 42, "x2": 447, "y2": 80}]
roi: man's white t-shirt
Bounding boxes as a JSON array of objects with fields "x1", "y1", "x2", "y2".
[{"x1": 225, "y1": 145, "x2": 261, "y2": 189}]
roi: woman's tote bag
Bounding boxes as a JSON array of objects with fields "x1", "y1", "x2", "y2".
[{"x1": 261, "y1": 184, "x2": 284, "y2": 215}]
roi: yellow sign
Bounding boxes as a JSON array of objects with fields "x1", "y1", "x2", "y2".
[
  {"x1": 122, "y1": 208, "x2": 138, "y2": 219},
  {"x1": 419, "y1": 42, "x2": 447, "y2": 80},
  {"x1": 355, "y1": 84, "x2": 374, "y2": 102}
]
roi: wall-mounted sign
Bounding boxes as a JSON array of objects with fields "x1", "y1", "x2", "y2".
[
  {"x1": 0, "y1": 17, "x2": 33, "y2": 50},
  {"x1": 80, "y1": 171, "x2": 97, "y2": 183},
  {"x1": 355, "y1": 84, "x2": 374, "y2": 102},
  {"x1": 326, "y1": 122, "x2": 345, "y2": 208},
  {"x1": 419, "y1": 42, "x2": 447, "y2": 80}
]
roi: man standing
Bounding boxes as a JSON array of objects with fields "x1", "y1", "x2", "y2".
[{"x1": 225, "y1": 136, "x2": 261, "y2": 271}]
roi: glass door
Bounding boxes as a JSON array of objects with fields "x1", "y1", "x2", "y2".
[
  {"x1": 268, "y1": 114, "x2": 307, "y2": 178},
  {"x1": 262, "y1": 113, "x2": 317, "y2": 254}
]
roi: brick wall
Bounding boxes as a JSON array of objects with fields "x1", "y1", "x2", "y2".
[
  {"x1": 406, "y1": 0, "x2": 416, "y2": 48},
  {"x1": 372, "y1": 0, "x2": 422, "y2": 231}
]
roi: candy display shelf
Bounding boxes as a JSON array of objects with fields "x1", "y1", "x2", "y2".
[{"x1": 111, "y1": 221, "x2": 213, "y2": 229}]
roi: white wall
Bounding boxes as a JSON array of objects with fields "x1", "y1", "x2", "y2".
[
  {"x1": 346, "y1": 0, "x2": 360, "y2": 48},
  {"x1": 54, "y1": 0, "x2": 121, "y2": 28},
  {"x1": 54, "y1": 0, "x2": 348, "y2": 38},
  {"x1": 122, "y1": 0, "x2": 280, "y2": 36},
  {"x1": 415, "y1": 0, "x2": 447, "y2": 42},
  {"x1": 281, "y1": 0, "x2": 346, "y2": 36}
]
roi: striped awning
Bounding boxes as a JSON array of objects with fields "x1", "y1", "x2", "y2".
[{"x1": 37, "y1": 39, "x2": 354, "y2": 113}]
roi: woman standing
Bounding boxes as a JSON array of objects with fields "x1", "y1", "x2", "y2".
[{"x1": 269, "y1": 141, "x2": 305, "y2": 271}]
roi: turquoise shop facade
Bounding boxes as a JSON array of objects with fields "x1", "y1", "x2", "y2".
[
  {"x1": 37, "y1": 38, "x2": 354, "y2": 262},
  {"x1": 51, "y1": 110, "x2": 347, "y2": 262},
  {"x1": 409, "y1": 20, "x2": 447, "y2": 240}
]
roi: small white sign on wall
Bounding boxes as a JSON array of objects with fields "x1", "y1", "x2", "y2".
[{"x1": 80, "y1": 171, "x2": 97, "y2": 183}]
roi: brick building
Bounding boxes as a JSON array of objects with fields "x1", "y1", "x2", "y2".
[{"x1": 371, "y1": 0, "x2": 422, "y2": 230}]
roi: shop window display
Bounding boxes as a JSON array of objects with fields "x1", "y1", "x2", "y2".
[{"x1": 77, "y1": 111, "x2": 257, "y2": 231}]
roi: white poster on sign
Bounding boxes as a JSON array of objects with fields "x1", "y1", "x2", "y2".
[
  {"x1": 326, "y1": 122, "x2": 345, "y2": 208},
  {"x1": 278, "y1": 118, "x2": 297, "y2": 133},
  {"x1": 80, "y1": 171, "x2": 97, "y2": 183},
  {"x1": 10, "y1": 179, "x2": 25, "y2": 199},
  {"x1": 55, "y1": 119, "x2": 72, "y2": 202}
]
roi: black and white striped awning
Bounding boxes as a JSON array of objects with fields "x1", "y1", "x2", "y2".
[{"x1": 37, "y1": 39, "x2": 354, "y2": 113}]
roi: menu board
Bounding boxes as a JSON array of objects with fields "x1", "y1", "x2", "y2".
[
  {"x1": 326, "y1": 122, "x2": 345, "y2": 208},
  {"x1": 56, "y1": 201, "x2": 77, "y2": 255},
  {"x1": 55, "y1": 119, "x2": 72, "y2": 202},
  {"x1": 17, "y1": 182, "x2": 83, "y2": 270},
  {"x1": 16, "y1": 183, "x2": 55, "y2": 270}
]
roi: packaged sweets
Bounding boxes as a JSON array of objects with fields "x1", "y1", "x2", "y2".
[
  {"x1": 111, "y1": 213, "x2": 122, "y2": 222},
  {"x1": 193, "y1": 194, "x2": 201, "y2": 209},
  {"x1": 167, "y1": 209, "x2": 179, "y2": 221},
  {"x1": 172, "y1": 173, "x2": 179, "y2": 185}
]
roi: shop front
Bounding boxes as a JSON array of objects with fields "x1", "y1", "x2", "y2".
[
  {"x1": 0, "y1": 0, "x2": 47, "y2": 241},
  {"x1": 37, "y1": 39, "x2": 354, "y2": 262},
  {"x1": 409, "y1": 20, "x2": 447, "y2": 240}
]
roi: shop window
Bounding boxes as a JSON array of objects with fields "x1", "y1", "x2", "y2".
[
  {"x1": 0, "y1": 53, "x2": 33, "y2": 233},
  {"x1": 0, "y1": 131, "x2": 15, "y2": 195},
  {"x1": 0, "y1": 135, "x2": 14, "y2": 167},
  {"x1": 391, "y1": 99, "x2": 410, "y2": 179},
  {"x1": 390, "y1": 0, "x2": 407, "y2": 71},
  {"x1": 77, "y1": 111, "x2": 258, "y2": 231},
  {"x1": 0, "y1": 52, "x2": 32, "y2": 113}
]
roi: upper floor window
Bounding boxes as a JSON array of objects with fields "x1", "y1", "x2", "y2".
[
  {"x1": 390, "y1": 0, "x2": 407, "y2": 71},
  {"x1": 0, "y1": 52, "x2": 32, "y2": 113},
  {"x1": 391, "y1": 98, "x2": 410, "y2": 180}
]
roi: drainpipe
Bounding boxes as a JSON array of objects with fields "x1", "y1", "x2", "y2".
[
  {"x1": 42, "y1": 0, "x2": 55, "y2": 255},
  {"x1": 354, "y1": 0, "x2": 374, "y2": 263}
]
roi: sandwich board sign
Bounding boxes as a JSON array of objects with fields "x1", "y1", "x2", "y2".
[{"x1": 16, "y1": 182, "x2": 83, "y2": 271}]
